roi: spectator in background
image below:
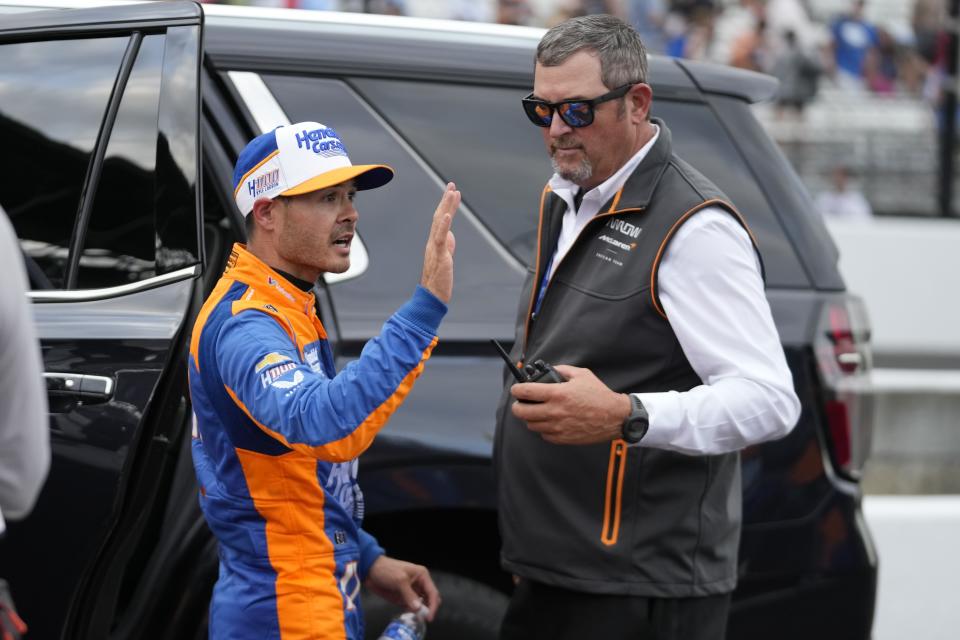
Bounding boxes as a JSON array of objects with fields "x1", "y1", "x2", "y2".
[
  {"x1": 665, "y1": 4, "x2": 715, "y2": 60},
  {"x1": 627, "y1": 0, "x2": 668, "y2": 53},
  {"x1": 451, "y1": 0, "x2": 495, "y2": 22},
  {"x1": 765, "y1": 0, "x2": 820, "y2": 56},
  {"x1": 771, "y1": 29, "x2": 822, "y2": 118},
  {"x1": 0, "y1": 205, "x2": 50, "y2": 537},
  {"x1": 863, "y1": 26, "x2": 899, "y2": 94},
  {"x1": 498, "y1": 0, "x2": 534, "y2": 26},
  {"x1": 922, "y1": 26, "x2": 960, "y2": 137},
  {"x1": 829, "y1": 0, "x2": 879, "y2": 88},
  {"x1": 729, "y1": 15, "x2": 768, "y2": 71},
  {"x1": 372, "y1": 0, "x2": 405, "y2": 15},
  {"x1": 816, "y1": 165, "x2": 873, "y2": 222},
  {"x1": 912, "y1": 0, "x2": 944, "y2": 66},
  {"x1": 711, "y1": 0, "x2": 763, "y2": 66}
]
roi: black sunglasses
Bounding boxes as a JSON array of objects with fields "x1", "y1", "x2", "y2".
[{"x1": 521, "y1": 83, "x2": 636, "y2": 128}]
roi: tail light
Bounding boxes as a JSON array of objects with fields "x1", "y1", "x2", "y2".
[{"x1": 814, "y1": 296, "x2": 874, "y2": 478}]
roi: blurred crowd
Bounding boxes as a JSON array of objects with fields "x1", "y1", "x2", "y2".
[{"x1": 200, "y1": 0, "x2": 956, "y2": 119}]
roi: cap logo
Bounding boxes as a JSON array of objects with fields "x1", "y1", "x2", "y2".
[
  {"x1": 295, "y1": 127, "x2": 348, "y2": 158},
  {"x1": 233, "y1": 121, "x2": 393, "y2": 216},
  {"x1": 247, "y1": 168, "x2": 281, "y2": 198}
]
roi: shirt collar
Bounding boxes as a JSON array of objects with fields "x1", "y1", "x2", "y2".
[{"x1": 549, "y1": 123, "x2": 661, "y2": 212}]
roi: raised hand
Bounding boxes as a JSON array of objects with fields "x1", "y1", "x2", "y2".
[{"x1": 420, "y1": 182, "x2": 460, "y2": 304}]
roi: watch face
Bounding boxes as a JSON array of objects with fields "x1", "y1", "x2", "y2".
[
  {"x1": 622, "y1": 397, "x2": 649, "y2": 443},
  {"x1": 622, "y1": 417, "x2": 648, "y2": 443}
]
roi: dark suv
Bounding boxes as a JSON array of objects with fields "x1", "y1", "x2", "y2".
[{"x1": 0, "y1": 2, "x2": 876, "y2": 639}]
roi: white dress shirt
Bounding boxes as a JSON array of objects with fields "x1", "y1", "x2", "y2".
[{"x1": 545, "y1": 126, "x2": 800, "y2": 455}]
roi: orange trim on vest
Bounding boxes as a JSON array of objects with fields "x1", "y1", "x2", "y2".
[
  {"x1": 601, "y1": 440, "x2": 628, "y2": 546},
  {"x1": 521, "y1": 184, "x2": 645, "y2": 361},
  {"x1": 606, "y1": 185, "x2": 624, "y2": 213},
  {"x1": 649, "y1": 199, "x2": 758, "y2": 319},
  {"x1": 521, "y1": 184, "x2": 552, "y2": 359}
]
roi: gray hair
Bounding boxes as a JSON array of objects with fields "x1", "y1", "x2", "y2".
[{"x1": 536, "y1": 14, "x2": 648, "y2": 89}]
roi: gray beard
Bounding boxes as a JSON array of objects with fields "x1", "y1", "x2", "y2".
[{"x1": 551, "y1": 154, "x2": 593, "y2": 186}]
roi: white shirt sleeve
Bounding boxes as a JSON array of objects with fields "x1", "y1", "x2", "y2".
[{"x1": 635, "y1": 207, "x2": 801, "y2": 455}]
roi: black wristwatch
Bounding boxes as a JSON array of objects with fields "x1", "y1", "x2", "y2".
[{"x1": 621, "y1": 394, "x2": 649, "y2": 444}]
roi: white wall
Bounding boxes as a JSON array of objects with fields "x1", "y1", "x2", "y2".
[{"x1": 827, "y1": 217, "x2": 960, "y2": 365}]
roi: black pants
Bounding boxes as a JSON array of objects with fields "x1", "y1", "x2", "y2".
[{"x1": 499, "y1": 579, "x2": 731, "y2": 640}]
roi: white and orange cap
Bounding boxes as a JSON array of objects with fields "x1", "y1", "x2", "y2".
[{"x1": 232, "y1": 121, "x2": 394, "y2": 216}]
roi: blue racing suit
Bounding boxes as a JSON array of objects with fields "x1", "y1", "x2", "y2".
[{"x1": 188, "y1": 244, "x2": 445, "y2": 639}]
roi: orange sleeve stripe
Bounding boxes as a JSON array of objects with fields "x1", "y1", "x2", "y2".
[
  {"x1": 225, "y1": 385, "x2": 330, "y2": 458},
  {"x1": 234, "y1": 449, "x2": 347, "y2": 639},
  {"x1": 650, "y1": 199, "x2": 757, "y2": 319},
  {"x1": 224, "y1": 336, "x2": 438, "y2": 462},
  {"x1": 190, "y1": 279, "x2": 241, "y2": 372},
  {"x1": 320, "y1": 336, "x2": 438, "y2": 461}
]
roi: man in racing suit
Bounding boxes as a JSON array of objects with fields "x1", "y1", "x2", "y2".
[{"x1": 188, "y1": 121, "x2": 459, "y2": 639}]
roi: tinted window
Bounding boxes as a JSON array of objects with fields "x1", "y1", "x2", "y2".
[
  {"x1": 355, "y1": 79, "x2": 807, "y2": 287},
  {"x1": 79, "y1": 35, "x2": 164, "y2": 289},
  {"x1": 79, "y1": 28, "x2": 201, "y2": 289},
  {"x1": 0, "y1": 37, "x2": 127, "y2": 289},
  {"x1": 351, "y1": 79, "x2": 550, "y2": 265},
  {"x1": 260, "y1": 74, "x2": 522, "y2": 341},
  {"x1": 155, "y1": 26, "x2": 201, "y2": 276},
  {"x1": 659, "y1": 101, "x2": 807, "y2": 288}
]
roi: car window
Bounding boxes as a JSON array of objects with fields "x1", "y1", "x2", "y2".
[
  {"x1": 0, "y1": 36, "x2": 127, "y2": 289},
  {"x1": 80, "y1": 28, "x2": 201, "y2": 289},
  {"x1": 659, "y1": 101, "x2": 807, "y2": 288},
  {"x1": 259, "y1": 74, "x2": 522, "y2": 341},
  {"x1": 350, "y1": 78, "x2": 551, "y2": 266},
  {"x1": 78, "y1": 34, "x2": 164, "y2": 289},
  {"x1": 354, "y1": 78, "x2": 807, "y2": 288}
]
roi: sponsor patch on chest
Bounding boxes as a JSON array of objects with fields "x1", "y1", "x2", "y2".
[{"x1": 591, "y1": 218, "x2": 643, "y2": 268}]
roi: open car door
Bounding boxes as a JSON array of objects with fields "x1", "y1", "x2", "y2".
[{"x1": 0, "y1": 2, "x2": 204, "y2": 638}]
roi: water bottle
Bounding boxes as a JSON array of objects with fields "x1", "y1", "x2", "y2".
[{"x1": 376, "y1": 605, "x2": 428, "y2": 640}]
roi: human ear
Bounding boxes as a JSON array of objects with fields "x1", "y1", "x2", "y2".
[
  {"x1": 251, "y1": 197, "x2": 279, "y2": 232},
  {"x1": 629, "y1": 83, "x2": 653, "y2": 123}
]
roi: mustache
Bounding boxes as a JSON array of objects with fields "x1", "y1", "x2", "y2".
[{"x1": 551, "y1": 136, "x2": 582, "y2": 153}]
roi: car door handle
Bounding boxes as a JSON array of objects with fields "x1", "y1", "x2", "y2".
[{"x1": 45, "y1": 373, "x2": 115, "y2": 408}]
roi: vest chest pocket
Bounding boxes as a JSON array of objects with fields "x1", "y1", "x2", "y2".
[{"x1": 553, "y1": 224, "x2": 657, "y2": 300}]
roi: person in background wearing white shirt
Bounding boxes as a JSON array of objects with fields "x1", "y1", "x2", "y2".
[
  {"x1": 0, "y1": 204, "x2": 50, "y2": 638},
  {"x1": 816, "y1": 164, "x2": 874, "y2": 223},
  {"x1": 495, "y1": 15, "x2": 800, "y2": 640},
  {"x1": 0, "y1": 205, "x2": 49, "y2": 537}
]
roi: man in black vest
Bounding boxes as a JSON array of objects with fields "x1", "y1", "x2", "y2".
[{"x1": 495, "y1": 15, "x2": 801, "y2": 640}]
